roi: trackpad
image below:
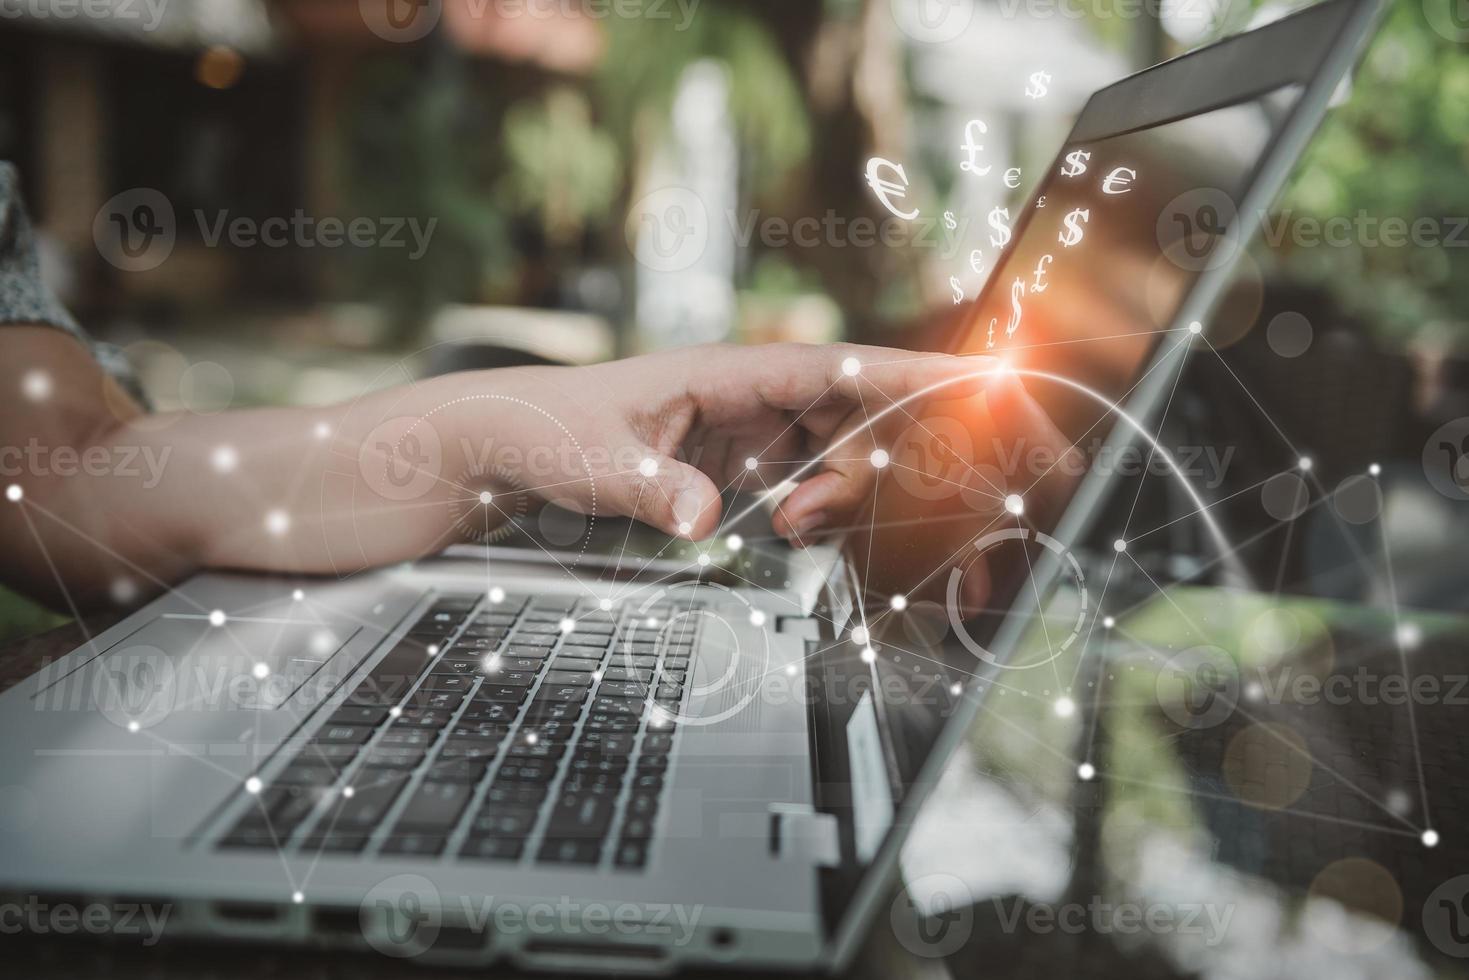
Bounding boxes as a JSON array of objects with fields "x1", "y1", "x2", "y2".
[{"x1": 58, "y1": 614, "x2": 356, "y2": 725}]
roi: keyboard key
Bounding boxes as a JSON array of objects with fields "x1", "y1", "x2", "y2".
[
  {"x1": 460, "y1": 702, "x2": 517, "y2": 724},
  {"x1": 580, "y1": 732, "x2": 636, "y2": 755},
  {"x1": 451, "y1": 722, "x2": 511, "y2": 742},
  {"x1": 626, "y1": 792, "x2": 660, "y2": 818},
  {"x1": 394, "y1": 708, "x2": 455, "y2": 730},
  {"x1": 570, "y1": 755, "x2": 627, "y2": 777},
  {"x1": 597, "y1": 681, "x2": 651, "y2": 700},
  {"x1": 381, "y1": 833, "x2": 446, "y2": 857},
  {"x1": 396, "y1": 782, "x2": 473, "y2": 831},
  {"x1": 313, "y1": 724, "x2": 375, "y2": 745},
  {"x1": 537, "y1": 838, "x2": 602, "y2": 865},
  {"x1": 544, "y1": 670, "x2": 595, "y2": 687},
  {"x1": 614, "y1": 840, "x2": 649, "y2": 869},
  {"x1": 481, "y1": 671, "x2": 536, "y2": 688},
  {"x1": 630, "y1": 773, "x2": 664, "y2": 792},
  {"x1": 364, "y1": 745, "x2": 428, "y2": 769},
  {"x1": 425, "y1": 758, "x2": 492, "y2": 783},
  {"x1": 525, "y1": 701, "x2": 580, "y2": 723},
  {"x1": 641, "y1": 733, "x2": 674, "y2": 755},
  {"x1": 430, "y1": 659, "x2": 484, "y2": 676},
  {"x1": 327, "y1": 705, "x2": 389, "y2": 727},
  {"x1": 496, "y1": 761, "x2": 558, "y2": 783},
  {"x1": 550, "y1": 656, "x2": 602, "y2": 672},
  {"x1": 377, "y1": 729, "x2": 435, "y2": 749},
  {"x1": 470, "y1": 808, "x2": 538, "y2": 837},
  {"x1": 275, "y1": 761, "x2": 339, "y2": 786},
  {"x1": 483, "y1": 783, "x2": 548, "y2": 808},
  {"x1": 600, "y1": 667, "x2": 653, "y2": 684},
  {"x1": 500, "y1": 657, "x2": 548, "y2": 673},
  {"x1": 407, "y1": 689, "x2": 469, "y2": 712},
  {"x1": 477, "y1": 685, "x2": 530, "y2": 704},
  {"x1": 418, "y1": 674, "x2": 476, "y2": 694},
  {"x1": 547, "y1": 792, "x2": 614, "y2": 839},
  {"x1": 460, "y1": 837, "x2": 524, "y2": 861},
  {"x1": 506, "y1": 742, "x2": 566, "y2": 761},
  {"x1": 621, "y1": 815, "x2": 655, "y2": 840},
  {"x1": 591, "y1": 696, "x2": 644, "y2": 715},
  {"x1": 536, "y1": 686, "x2": 591, "y2": 703},
  {"x1": 440, "y1": 739, "x2": 502, "y2": 760},
  {"x1": 315, "y1": 768, "x2": 409, "y2": 833}
]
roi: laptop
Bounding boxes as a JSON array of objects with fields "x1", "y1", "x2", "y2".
[{"x1": 0, "y1": 0, "x2": 1384, "y2": 972}]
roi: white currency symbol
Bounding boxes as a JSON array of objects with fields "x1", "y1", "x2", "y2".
[
  {"x1": 865, "y1": 157, "x2": 920, "y2": 220},
  {"x1": 1036, "y1": 195, "x2": 1047, "y2": 209},
  {"x1": 987, "y1": 206, "x2": 1011, "y2": 248},
  {"x1": 959, "y1": 120, "x2": 992, "y2": 176},
  {"x1": 944, "y1": 210, "x2": 958, "y2": 231},
  {"x1": 1060, "y1": 149, "x2": 1091, "y2": 178},
  {"x1": 986, "y1": 317, "x2": 997, "y2": 349},
  {"x1": 1031, "y1": 254, "x2": 1052, "y2": 293},
  {"x1": 1059, "y1": 208, "x2": 1090, "y2": 247},
  {"x1": 1005, "y1": 277, "x2": 1025, "y2": 338},
  {"x1": 1025, "y1": 70, "x2": 1051, "y2": 100},
  {"x1": 1003, "y1": 168, "x2": 1021, "y2": 189},
  {"x1": 969, "y1": 249, "x2": 984, "y2": 274},
  {"x1": 950, "y1": 276, "x2": 965, "y2": 305},
  {"x1": 1102, "y1": 167, "x2": 1136, "y2": 195}
]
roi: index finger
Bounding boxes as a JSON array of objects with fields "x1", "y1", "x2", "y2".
[{"x1": 741, "y1": 343, "x2": 996, "y2": 415}]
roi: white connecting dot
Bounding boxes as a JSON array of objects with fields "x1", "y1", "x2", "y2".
[
  {"x1": 744, "y1": 457, "x2": 759, "y2": 471},
  {"x1": 1103, "y1": 615, "x2": 1116, "y2": 629},
  {"x1": 244, "y1": 776, "x2": 263, "y2": 795},
  {"x1": 291, "y1": 588, "x2": 305, "y2": 602},
  {"x1": 126, "y1": 720, "x2": 140, "y2": 733},
  {"x1": 639, "y1": 457, "x2": 659, "y2": 478},
  {"x1": 22, "y1": 369, "x2": 52, "y2": 401},
  {"x1": 488, "y1": 586, "x2": 506, "y2": 604},
  {"x1": 1298, "y1": 456, "x2": 1314, "y2": 472},
  {"x1": 343, "y1": 786, "x2": 356, "y2": 798},
  {"x1": 850, "y1": 625, "x2": 870, "y2": 646},
  {"x1": 1077, "y1": 762, "x2": 1096, "y2": 781},
  {"x1": 264, "y1": 509, "x2": 290, "y2": 536},
  {"x1": 678, "y1": 521, "x2": 692, "y2": 535},
  {"x1": 1054, "y1": 696, "x2": 1076, "y2": 718},
  {"x1": 841, "y1": 356, "x2": 861, "y2": 377},
  {"x1": 860, "y1": 646, "x2": 877, "y2": 663},
  {"x1": 251, "y1": 662, "x2": 270, "y2": 680},
  {"x1": 598, "y1": 598, "x2": 613, "y2": 611},
  {"x1": 1188, "y1": 321, "x2": 1203, "y2": 335},
  {"x1": 726, "y1": 534, "x2": 743, "y2": 552},
  {"x1": 697, "y1": 553, "x2": 711, "y2": 567},
  {"x1": 1396, "y1": 622, "x2": 1423, "y2": 650},
  {"x1": 1368, "y1": 462, "x2": 1382, "y2": 476},
  {"x1": 785, "y1": 664, "x2": 798, "y2": 676},
  {"x1": 211, "y1": 445, "x2": 238, "y2": 473},
  {"x1": 5, "y1": 484, "x2": 21, "y2": 503},
  {"x1": 749, "y1": 610, "x2": 767, "y2": 628},
  {"x1": 890, "y1": 594, "x2": 908, "y2": 611},
  {"x1": 1004, "y1": 494, "x2": 1024, "y2": 516},
  {"x1": 208, "y1": 609, "x2": 227, "y2": 627},
  {"x1": 1113, "y1": 538, "x2": 1127, "y2": 553},
  {"x1": 292, "y1": 891, "x2": 304, "y2": 905},
  {"x1": 312, "y1": 421, "x2": 332, "y2": 440},
  {"x1": 1423, "y1": 829, "x2": 1440, "y2": 848},
  {"x1": 478, "y1": 490, "x2": 494, "y2": 505},
  {"x1": 870, "y1": 449, "x2": 890, "y2": 469},
  {"x1": 558, "y1": 618, "x2": 576, "y2": 635}
]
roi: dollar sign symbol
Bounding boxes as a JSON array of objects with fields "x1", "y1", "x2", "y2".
[
  {"x1": 1059, "y1": 208, "x2": 1090, "y2": 247},
  {"x1": 1005, "y1": 277, "x2": 1025, "y2": 338},
  {"x1": 1060, "y1": 150, "x2": 1091, "y2": 178},
  {"x1": 1025, "y1": 70, "x2": 1051, "y2": 100},
  {"x1": 987, "y1": 206, "x2": 1011, "y2": 248},
  {"x1": 944, "y1": 210, "x2": 958, "y2": 231},
  {"x1": 950, "y1": 276, "x2": 964, "y2": 305}
]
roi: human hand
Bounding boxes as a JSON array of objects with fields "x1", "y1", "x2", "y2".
[{"x1": 441, "y1": 343, "x2": 993, "y2": 542}]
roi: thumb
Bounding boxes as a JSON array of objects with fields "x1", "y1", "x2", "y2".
[{"x1": 602, "y1": 453, "x2": 723, "y2": 540}]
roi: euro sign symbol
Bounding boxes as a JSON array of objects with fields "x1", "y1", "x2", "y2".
[
  {"x1": 1102, "y1": 167, "x2": 1136, "y2": 195},
  {"x1": 381, "y1": 432, "x2": 432, "y2": 488},
  {"x1": 109, "y1": 205, "x2": 165, "y2": 259},
  {"x1": 1060, "y1": 150, "x2": 1091, "y2": 178},
  {"x1": 1005, "y1": 277, "x2": 1024, "y2": 338},
  {"x1": 959, "y1": 120, "x2": 991, "y2": 176},
  {"x1": 950, "y1": 276, "x2": 964, "y2": 305},
  {"x1": 1174, "y1": 204, "x2": 1225, "y2": 258},
  {"x1": 968, "y1": 249, "x2": 984, "y2": 275},
  {"x1": 1030, "y1": 254, "x2": 1052, "y2": 293},
  {"x1": 1059, "y1": 208, "x2": 1090, "y2": 247},
  {"x1": 987, "y1": 206, "x2": 1011, "y2": 248},
  {"x1": 1003, "y1": 168, "x2": 1021, "y2": 189},
  {"x1": 865, "y1": 157, "x2": 920, "y2": 220},
  {"x1": 1025, "y1": 70, "x2": 1051, "y2": 100}
]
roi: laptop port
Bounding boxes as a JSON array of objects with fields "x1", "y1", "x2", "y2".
[
  {"x1": 523, "y1": 939, "x2": 668, "y2": 967},
  {"x1": 312, "y1": 907, "x2": 361, "y2": 937},
  {"x1": 211, "y1": 901, "x2": 285, "y2": 924}
]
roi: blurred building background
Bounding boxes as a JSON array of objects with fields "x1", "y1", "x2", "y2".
[{"x1": 1, "y1": 0, "x2": 1467, "y2": 635}]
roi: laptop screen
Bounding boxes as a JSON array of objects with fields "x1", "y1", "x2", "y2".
[{"x1": 821, "y1": 83, "x2": 1307, "y2": 874}]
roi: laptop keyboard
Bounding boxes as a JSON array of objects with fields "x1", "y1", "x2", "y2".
[{"x1": 216, "y1": 592, "x2": 697, "y2": 870}]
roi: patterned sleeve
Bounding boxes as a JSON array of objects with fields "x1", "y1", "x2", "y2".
[{"x1": 0, "y1": 162, "x2": 142, "y2": 394}]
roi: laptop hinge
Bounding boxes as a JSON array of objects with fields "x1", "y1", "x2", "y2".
[{"x1": 768, "y1": 803, "x2": 841, "y2": 868}]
